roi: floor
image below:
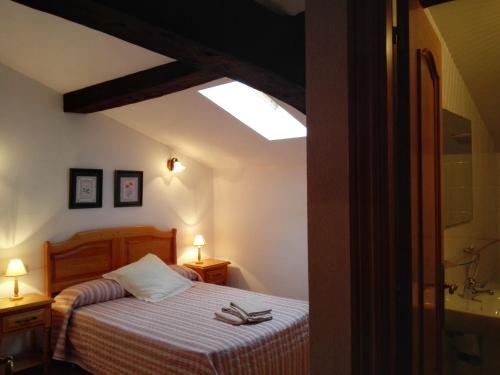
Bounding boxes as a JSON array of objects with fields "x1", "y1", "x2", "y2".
[{"x1": 16, "y1": 361, "x2": 89, "y2": 375}]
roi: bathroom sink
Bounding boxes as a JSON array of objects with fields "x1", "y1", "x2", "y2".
[{"x1": 445, "y1": 285, "x2": 500, "y2": 336}]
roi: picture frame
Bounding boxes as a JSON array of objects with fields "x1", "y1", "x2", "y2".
[
  {"x1": 69, "y1": 168, "x2": 103, "y2": 209},
  {"x1": 114, "y1": 170, "x2": 143, "y2": 207}
]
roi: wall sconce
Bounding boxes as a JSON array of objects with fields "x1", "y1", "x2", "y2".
[{"x1": 167, "y1": 157, "x2": 186, "y2": 173}]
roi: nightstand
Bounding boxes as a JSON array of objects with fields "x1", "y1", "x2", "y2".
[
  {"x1": 0, "y1": 294, "x2": 53, "y2": 374},
  {"x1": 184, "y1": 259, "x2": 231, "y2": 285}
]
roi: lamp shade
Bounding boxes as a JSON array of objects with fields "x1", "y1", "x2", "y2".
[
  {"x1": 172, "y1": 160, "x2": 186, "y2": 173},
  {"x1": 5, "y1": 259, "x2": 27, "y2": 277},
  {"x1": 167, "y1": 157, "x2": 186, "y2": 173},
  {"x1": 193, "y1": 235, "x2": 206, "y2": 247}
]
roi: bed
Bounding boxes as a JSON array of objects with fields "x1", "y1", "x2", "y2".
[{"x1": 45, "y1": 226, "x2": 309, "y2": 375}]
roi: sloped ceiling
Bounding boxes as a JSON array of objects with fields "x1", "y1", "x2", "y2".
[
  {"x1": 0, "y1": 0, "x2": 172, "y2": 92},
  {"x1": 430, "y1": 0, "x2": 500, "y2": 149},
  {"x1": 0, "y1": 0, "x2": 305, "y2": 168},
  {"x1": 103, "y1": 78, "x2": 306, "y2": 168}
]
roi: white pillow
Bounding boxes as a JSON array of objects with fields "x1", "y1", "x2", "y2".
[{"x1": 103, "y1": 254, "x2": 193, "y2": 302}]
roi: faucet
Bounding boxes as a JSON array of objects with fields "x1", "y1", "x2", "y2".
[
  {"x1": 0, "y1": 356, "x2": 13, "y2": 375},
  {"x1": 461, "y1": 246, "x2": 495, "y2": 299},
  {"x1": 463, "y1": 277, "x2": 494, "y2": 299}
]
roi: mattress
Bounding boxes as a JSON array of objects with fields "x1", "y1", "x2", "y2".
[{"x1": 59, "y1": 282, "x2": 309, "y2": 375}]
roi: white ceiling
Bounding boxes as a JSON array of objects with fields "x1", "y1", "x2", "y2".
[
  {"x1": 103, "y1": 80, "x2": 306, "y2": 169},
  {"x1": 0, "y1": 0, "x2": 306, "y2": 169},
  {"x1": 430, "y1": 0, "x2": 500, "y2": 149},
  {"x1": 0, "y1": 0, "x2": 173, "y2": 92}
]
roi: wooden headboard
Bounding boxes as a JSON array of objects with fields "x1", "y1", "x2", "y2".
[{"x1": 44, "y1": 226, "x2": 177, "y2": 296}]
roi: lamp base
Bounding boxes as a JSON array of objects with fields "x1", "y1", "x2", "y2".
[
  {"x1": 10, "y1": 278, "x2": 23, "y2": 301},
  {"x1": 196, "y1": 246, "x2": 204, "y2": 264}
]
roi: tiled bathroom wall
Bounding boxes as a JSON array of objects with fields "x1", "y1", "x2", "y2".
[
  {"x1": 433, "y1": 12, "x2": 499, "y2": 286},
  {"x1": 427, "y1": 9, "x2": 500, "y2": 375}
]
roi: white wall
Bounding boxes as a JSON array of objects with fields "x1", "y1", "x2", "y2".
[
  {"x1": 0, "y1": 64, "x2": 214, "y2": 297},
  {"x1": 213, "y1": 162, "x2": 308, "y2": 300}
]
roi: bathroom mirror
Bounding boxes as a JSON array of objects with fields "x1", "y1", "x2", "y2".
[{"x1": 442, "y1": 109, "x2": 473, "y2": 228}]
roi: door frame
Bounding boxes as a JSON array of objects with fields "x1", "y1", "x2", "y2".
[
  {"x1": 307, "y1": 0, "x2": 454, "y2": 374},
  {"x1": 306, "y1": 0, "x2": 399, "y2": 374}
]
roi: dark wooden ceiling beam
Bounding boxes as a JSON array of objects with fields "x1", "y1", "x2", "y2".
[
  {"x1": 12, "y1": 0, "x2": 305, "y2": 113},
  {"x1": 64, "y1": 62, "x2": 221, "y2": 113},
  {"x1": 93, "y1": 1, "x2": 305, "y2": 86},
  {"x1": 419, "y1": 0, "x2": 454, "y2": 7}
]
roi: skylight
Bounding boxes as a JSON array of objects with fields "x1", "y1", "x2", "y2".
[{"x1": 198, "y1": 81, "x2": 307, "y2": 141}]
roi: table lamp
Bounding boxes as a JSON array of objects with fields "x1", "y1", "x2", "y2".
[
  {"x1": 5, "y1": 259, "x2": 27, "y2": 300},
  {"x1": 193, "y1": 235, "x2": 206, "y2": 264}
]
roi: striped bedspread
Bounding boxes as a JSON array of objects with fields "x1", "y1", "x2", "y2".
[{"x1": 54, "y1": 282, "x2": 309, "y2": 375}]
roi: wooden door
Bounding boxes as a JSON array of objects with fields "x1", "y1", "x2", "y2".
[
  {"x1": 307, "y1": 0, "x2": 397, "y2": 374},
  {"x1": 409, "y1": 1, "x2": 443, "y2": 374}
]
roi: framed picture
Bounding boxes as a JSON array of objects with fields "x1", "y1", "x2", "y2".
[
  {"x1": 114, "y1": 170, "x2": 143, "y2": 207},
  {"x1": 69, "y1": 168, "x2": 103, "y2": 209}
]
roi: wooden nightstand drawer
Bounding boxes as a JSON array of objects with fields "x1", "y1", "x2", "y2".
[
  {"x1": 206, "y1": 268, "x2": 226, "y2": 283},
  {"x1": 0, "y1": 294, "x2": 53, "y2": 374},
  {"x1": 184, "y1": 259, "x2": 231, "y2": 285},
  {"x1": 2, "y1": 309, "x2": 45, "y2": 333}
]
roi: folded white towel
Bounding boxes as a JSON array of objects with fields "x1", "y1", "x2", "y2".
[
  {"x1": 217, "y1": 305, "x2": 273, "y2": 325},
  {"x1": 214, "y1": 311, "x2": 245, "y2": 325},
  {"x1": 247, "y1": 313, "x2": 272, "y2": 323},
  {"x1": 230, "y1": 298, "x2": 272, "y2": 317},
  {"x1": 222, "y1": 306, "x2": 245, "y2": 319},
  {"x1": 224, "y1": 306, "x2": 273, "y2": 323}
]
